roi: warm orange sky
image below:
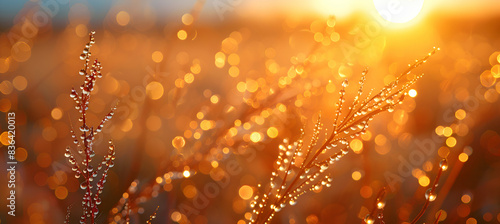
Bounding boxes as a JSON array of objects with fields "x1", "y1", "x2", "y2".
[
  {"x1": 2, "y1": 0, "x2": 499, "y2": 28},
  {"x1": 234, "y1": 0, "x2": 500, "y2": 20}
]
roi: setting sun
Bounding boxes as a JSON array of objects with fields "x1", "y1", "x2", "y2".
[{"x1": 373, "y1": 0, "x2": 425, "y2": 23}]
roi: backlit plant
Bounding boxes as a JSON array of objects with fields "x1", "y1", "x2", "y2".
[
  {"x1": 250, "y1": 48, "x2": 439, "y2": 223},
  {"x1": 64, "y1": 31, "x2": 117, "y2": 224}
]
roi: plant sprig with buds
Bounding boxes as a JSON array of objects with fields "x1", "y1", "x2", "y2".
[
  {"x1": 250, "y1": 48, "x2": 439, "y2": 224},
  {"x1": 64, "y1": 31, "x2": 117, "y2": 224}
]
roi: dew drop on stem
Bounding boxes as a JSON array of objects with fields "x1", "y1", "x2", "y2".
[{"x1": 425, "y1": 188, "x2": 436, "y2": 201}]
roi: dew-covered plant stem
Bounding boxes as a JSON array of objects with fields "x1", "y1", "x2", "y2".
[
  {"x1": 410, "y1": 158, "x2": 448, "y2": 224},
  {"x1": 64, "y1": 31, "x2": 117, "y2": 224},
  {"x1": 250, "y1": 48, "x2": 439, "y2": 224}
]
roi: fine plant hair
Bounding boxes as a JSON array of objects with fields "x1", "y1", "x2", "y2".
[
  {"x1": 64, "y1": 31, "x2": 117, "y2": 224},
  {"x1": 250, "y1": 48, "x2": 439, "y2": 223}
]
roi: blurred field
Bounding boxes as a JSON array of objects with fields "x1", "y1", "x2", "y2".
[{"x1": 1, "y1": 1, "x2": 500, "y2": 223}]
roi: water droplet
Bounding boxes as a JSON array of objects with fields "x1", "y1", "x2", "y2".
[
  {"x1": 425, "y1": 188, "x2": 436, "y2": 201},
  {"x1": 341, "y1": 79, "x2": 348, "y2": 88},
  {"x1": 320, "y1": 164, "x2": 328, "y2": 171},
  {"x1": 377, "y1": 200, "x2": 385, "y2": 209},
  {"x1": 439, "y1": 159, "x2": 448, "y2": 171},
  {"x1": 80, "y1": 182, "x2": 88, "y2": 190},
  {"x1": 80, "y1": 54, "x2": 87, "y2": 60},
  {"x1": 65, "y1": 147, "x2": 71, "y2": 157},
  {"x1": 80, "y1": 125, "x2": 89, "y2": 132},
  {"x1": 341, "y1": 147, "x2": 349, "y2": 154},
  {"x1": 364, "y1": 214, "x2": 374, "y2": 224}
]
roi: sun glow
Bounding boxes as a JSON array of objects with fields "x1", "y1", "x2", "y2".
[
  {"x1": 373, "y1": 0, "x2": 425, "y2": 23},
  {"x1": 313, "y1": 2, "x2": 360, "y2": 19}
]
